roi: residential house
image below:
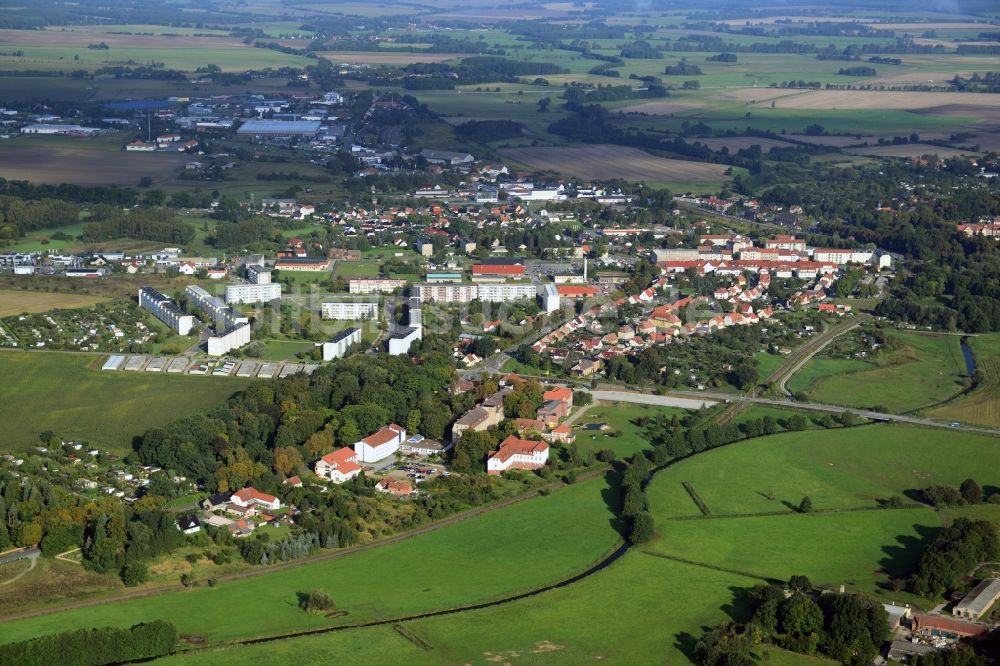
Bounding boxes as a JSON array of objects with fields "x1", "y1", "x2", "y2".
[
  {"x1": 229, "y1": 487, "x2": 281, "y2": 511},
  {"x1": 315, "y1": 447, "x2": 363, "y2": 483}
]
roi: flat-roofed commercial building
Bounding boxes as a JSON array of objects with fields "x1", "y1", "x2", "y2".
[
  {"x1": 321, "y1": 301, "x2": 379, "y2": 320},
  {"x1": 237, "y1": 119, "x2": 321, "y2": 137},
  {"x1": 322, "y1": 327, "x2": 361, "y2": 361},
  {"x1": 225, "y1": 283, "x2": 282, "y2": 304},
  {"x1": 139, "y1": 287, "x2": 194, "y2": 335},
  {"x1": 207, "y1": 322, "x2": 252, "y2": 356}
]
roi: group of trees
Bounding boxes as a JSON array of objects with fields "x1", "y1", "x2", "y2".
[
  {"x1": 0, "y1": 195, "x2": 79, "y2": 239},
  {"x1": 0, "y1": 621, "x2": 178, "y2": 666},
  {"x1": 621, "y1": 453, "x2": 654, "y2": 544},
  {"x1": 909, "y1": 518, "x2": 999, "y2": 597},
  {"x1": 697, "y1": 581, "x2": 888, "y2": 665},
  {"x1": 81, "y1": 206, "x2": 195, "y2": 245},
  {"x1": 920, "y1": 478, "x2": 997, "y2": 507}
]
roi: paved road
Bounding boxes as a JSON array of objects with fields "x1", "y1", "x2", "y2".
[
  {"x1": 589, "y1": 390, "x2": 719, "y2": 410},
  {"x1": 0, "y1": 548, "x2": 39, "y2": 587}
]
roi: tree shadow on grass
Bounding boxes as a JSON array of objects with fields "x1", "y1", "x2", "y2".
[
  {"x1": 879, "y1": 524, "x2": 939, "y2": 582},
  {"x1": 673, "y1": 586, "x2": 759, "y2": 664},
  {"x1": 600, "y1": 466, "x2": 627, "y2": 539}
]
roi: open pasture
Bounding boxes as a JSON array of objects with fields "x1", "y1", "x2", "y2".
[
  {"x1": 845, "y1": 143, "x2": 979, "y2": 158},
  {"x1": 929, "y1": 334, "x2": 1000, "y2": 427},
  {"x1": 498, "y1": 145, "x2": 730, "y2": 183},
  {"x1": 0, "y1": 476, "x2": 621, "y2": 646},
  {"x1": 0, "y1": 290, "x2": 110, "y2": 317},
  {"x1": 0, "y1": 140, "x2": 186, "y2": 186},
  {"x1": 691, "y1": 136, "x2": 798, "y2": 152},
  {"x1": 763, "y1": 89, "x2": 1000, "y2": 111},
  {"x1": 789, "y1": 330, "x2": 967, "y2": 413},
  {"x1": 0, "y1": 350, "x2": 248, "y2": 452},
  {"x1": 317, "y1": 51, "x2": 461, "y2": 65},
  {"x1": 646, "y1": 423, "x2": 1000, "y2": 520},
  {"x1": 615, "y1": 101, "x2": 704, "y2": 115}
]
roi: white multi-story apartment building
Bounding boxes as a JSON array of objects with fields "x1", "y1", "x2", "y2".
[
  {"x1": 225, "y1": 283, "x2": 282, "y2": 304},
  {"x1": 186, "y1": 285, "x2": 248, "y2": 327},
  {"x1": 314, "y1": 447, "x2": 361, "y2": 483},
  {"x1": 320, "y1": 301, "x2": 379, "y2": 320},
  {"x1": 348, "y1": 278, "x2": 407, "y2": 294},
  {"x1": 543, "y1": 284, "x2": 560, "y2": 313},
  {"x1": 247, "y1": 264, "x2": 271, "y2": 285},
  {"x1": 354, "y1": 424, "x2": 406, "y2": 463},
  {"x1": 322, "y1": 327, "x2": 361, "y2": 361},
  {"x1": 477, "y1": 283, "x2": 537, "y2": 303},
  {"x1": 207, "y1": 322, "x2": 251, "y2": 356},
  {"x1": 139, "y1": 287, "x2": 194, "y2": 335},
  {"x1": 412, "y1": 283, "x2": 536, "y2": 304},
  {"x1": 812, "y1": 249, "x2": 875, "y2": 265}
]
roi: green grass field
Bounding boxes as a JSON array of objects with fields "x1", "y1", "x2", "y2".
[
  {"x1": 929, "y1": 334, "x2": 1000, "y2": 427},
  {"x1": 647, "y1": 423, "x2": 1000, "y2": 519},
  {"x1": 789, "y1": 331, "x2": 967, "y2": 412},
  {"x1": 574, "y1": 402, "x2": 690, "y2": 458},
  {"x1": 0, "y1": 350, "x2": 248, "y2": 452},
  {"x1": 333, "y1": 261, "x2": 379, "y2": 278},
  {"x1": 0, "y1": 476, "x2": 621, "y2": 646}
]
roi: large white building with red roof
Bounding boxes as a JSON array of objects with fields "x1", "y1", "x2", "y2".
[
  {"x1": 229, "y1": 487, "x2": 281, "y2": 511},
  {"x1": 487, "y1": 436, "x2": 550, "y2": 475},
  {"x1": 314, "y1": 447, "x2": 363, "y2": 483},
  {"x1": 354, "y1": 424, "x2": 406, "y2": 463}
]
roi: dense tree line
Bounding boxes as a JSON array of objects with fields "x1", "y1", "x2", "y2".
[
  {"x1": 0, "y1": 196, "x2": 79, "y2": 239},
  {"x1": 454, "y1": 119, "x2": 525, "y2": 143},
  {"x1": 696, "y1": 583, "x2": 888, "y2": 665},
  {"x1": 0, "y1": 620, "x2": 177, "y2": 666},
  {"x1": 81, "y1": 207, "x2": 194, "y2": 244},
  {"x1": 909, "y1": 519, "x2": 998, "y2": 597}
]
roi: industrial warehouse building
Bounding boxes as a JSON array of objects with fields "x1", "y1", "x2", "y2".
[
  {"x1": 321, "y1": 301, "x2": 378, "y2": 320},
  {"x1": 225, "y1": 283, "x2": 282, "y2": 304},
  {"x1": 322, "y1": 327, "x2": 361, "y2": 361},
  {"x1": 236, "y1": 119, "x2": 321, "y2": 137},
  {"x1": 953, "y1": 578, "x2": 1000, "y2": 621},
  {"x1": 139, "y1": 287, "x2": 194, "y2": 335}
]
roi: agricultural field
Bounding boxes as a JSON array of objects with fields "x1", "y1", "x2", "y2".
[
  {"x1": 845, "y1": 143, "x2": 979, "y2": 158},
  {"x1": 0, "y1": 476, "x2": 622, "y2": 646},
  {"x1": 499, "y1": 145, "x2": 731, "y2": 184},
  {"x1": 0, "y1": 27, "x2": 312, "y2": 72},
  {"x1": 0, "y1": 290, "x2": 110, "y2": 317},
  {"x1": 787, "y1": 330, "x2": 967, "y2": 413},
  {"x1": 929, "y1": 334, "x2": 1000, "y2": 427},
  {"x1": 0, "y1": 136, "x2": 187, "y2": 187},
  {"x1": 0, "y1": 350, "x2": 248, "y2": 452}
]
